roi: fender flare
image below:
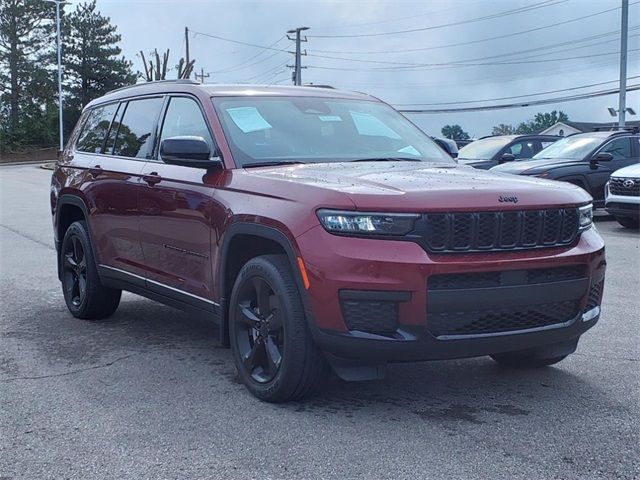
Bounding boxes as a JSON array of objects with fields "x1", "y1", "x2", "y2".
[
  {"x1": 55, "y1": 194, "x2": 93, "y2": 280},
  {"x1": 218, "y1": 222, "x2": 312, "y2": 345}
]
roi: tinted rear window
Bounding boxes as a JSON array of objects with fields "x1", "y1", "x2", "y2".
[
  {"x1": 113, "y1": 97, "x2": 164, "y2": 158},
  {"x1": 76, "y1": 103, "x2": 119, "y2": 153}
]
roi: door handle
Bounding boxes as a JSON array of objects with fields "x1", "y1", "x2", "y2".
[
  {"x1": 88, "y1": 165, "x2": 103, "y2": 177},
  {"x1": 142, "y1": 172, "x2": 162, "y2": 186}
]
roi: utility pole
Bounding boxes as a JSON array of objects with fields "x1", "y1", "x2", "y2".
[
  {"x1": 618, "y1": 0, "x2": 629, "y2": 128},
  {"x1": 44, "y1": 0, "x2": 68, "y2": 153},
  {"x1": 185, "y1": 27, "x2": 191, "y2": 79},
  {"x1": 195, "y1": 68, "x2": 210, "y2": 83},
  {"x1": 286, "y1": 27, "x2": 309, "y2": 86}
]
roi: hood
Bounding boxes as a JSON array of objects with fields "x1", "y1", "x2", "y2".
[
  {"x1": 240, "y1": 161, "x2": 591, "y2": 211},
  {"x1": 611, "y1": 162, "x2": 640, "y2": 178},
  {"x1": 490, "y1": 157, "x2": 582, "y2": 174}
]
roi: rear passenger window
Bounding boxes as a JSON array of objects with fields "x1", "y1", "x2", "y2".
[
  {"x1": 76, "y1": 103, "x2": 119, "y2": 153},
  {"x1": 159, "y1": 97, "x2": 214, "y2": 151},
  {"x1": 113, "y1": 97, "x2": 164, "y2": 158}
]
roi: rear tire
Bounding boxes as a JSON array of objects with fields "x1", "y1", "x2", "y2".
[
  {"x1": 229, "y1": 254, "x2": 330, "y2": 402},
  {"x1": 614, "y1": 216, "x2": 639, "y2": 229},
  {"x1": 60, "y1": 221, "x2": 121, "y2": 319}
]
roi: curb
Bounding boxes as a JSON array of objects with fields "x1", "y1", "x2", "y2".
[{"x1": 0, "y1": 159, "x2": 57, "y2": 167}]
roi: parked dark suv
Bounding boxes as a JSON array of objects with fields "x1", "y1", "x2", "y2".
[
  {"x1": 51, "y1": 81, "x2": 605, "y2": 402},
  {"x1": 457, "y1": 134, "x2": 560, "y2": 169},
  {"x1": 491, "y1": 131, "x2": 640, "y2": 208}
]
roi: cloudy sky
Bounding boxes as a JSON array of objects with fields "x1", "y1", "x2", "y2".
[{"x1": 71, "y1": 0, "x2": 638, "y2": 137}]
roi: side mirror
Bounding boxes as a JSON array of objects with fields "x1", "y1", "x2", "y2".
[
  {"x1": 591, "y1": 152, "x2": 613, "y2": 163},
  {"x1": 160, "y1": 136, "x2": 222, "y2": 169},
  {"x1": 499, "y1": 152, "x2": 516, "y2": 163},
  {"x1": 433, "y1": 138, "x2": 458, "y2": 158}
]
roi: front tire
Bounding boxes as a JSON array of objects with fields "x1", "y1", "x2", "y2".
[
  {"x1": 60, "y1": 221, "x2": 121, "y2": 319},
  {"x1": 229, "y1": 254, "x2": 329, "y2": 402},
  {"x1": 614, "y1": 216, "x2": 639, "y2": 229}
]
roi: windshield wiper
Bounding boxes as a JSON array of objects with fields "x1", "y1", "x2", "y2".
[
  {"x1": 243, "y1": 160, "x2": 305, "y2": 168},
  {"x1": 349, "y1": 157, "x2": 422, "y2": 162}
]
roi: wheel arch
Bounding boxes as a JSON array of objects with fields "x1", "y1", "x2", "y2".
[
  {"x1": 218, "y1": 223, "x2": 310, "y2": 347},
  {"x1": 56, "y1": 194, "x2": 93, "y2": 280}
]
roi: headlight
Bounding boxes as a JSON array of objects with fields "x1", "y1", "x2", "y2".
[
  {"x1": 578, "y1": 204, "x2": 593, "y2": 231},
  {"x1": 317, "y1": 210, "x2": 419, "y2": 236}
]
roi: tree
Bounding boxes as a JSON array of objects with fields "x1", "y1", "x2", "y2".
[
  {"x1": 63, "y1": 1, "x2": 136, "y2": 131},
  {"x1": 491, "y1": 111, "x2": 569, "y2": 137},
  {"x1": 441, "y1": 124, "x2": 470, "y2": 140},
  {"x1": 138, "y1": 48, "x2": 194, "y2": 82},
  {"x1": 491, "y1": 124, "x2": 516, "y2": 135},
  {"x1": 0, "y1": 0, "x2": 57, "y2": 151}
]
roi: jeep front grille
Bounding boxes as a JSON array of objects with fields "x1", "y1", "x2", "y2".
[{"x1": 423, "y1": 208, "x2": 580, "y2": 253}]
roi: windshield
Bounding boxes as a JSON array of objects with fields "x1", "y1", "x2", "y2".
[
  {"x1": 533, "y1": 135, "x2": 602, "y2": 160},
  {"x1": 458, "y1": 137, "x2": 512, "y2": 160},
  {"x1": 212, "y1": 96, "x2": 451, "y2": 166}
]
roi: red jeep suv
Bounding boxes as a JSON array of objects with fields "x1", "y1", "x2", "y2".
[{"x1": 51, "y1": 81, "x2": 605, "y2": 402}]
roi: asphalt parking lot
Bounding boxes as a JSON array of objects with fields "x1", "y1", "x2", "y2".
[{"x1": 1, "y1": 163, "x2": 638, "y2": 480}]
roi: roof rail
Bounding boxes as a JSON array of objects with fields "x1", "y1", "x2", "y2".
[
  {"x1": 303, "y1": 84, "x2": 335, "y2": 89},
  {"x1": 108, "y1": 79, "x2": 200, "y2": 95},
  {"x1": 610, "y1": 126, "x2": 639, "y2": 134}
]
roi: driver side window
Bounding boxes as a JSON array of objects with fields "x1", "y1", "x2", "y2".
[
  {"x1": 160, "y1": 97, "x2": 215, "y2": 153},
  {"x1": 600, "y1": 138, "x2": 632, "y2": 160},
  {"x1": 507, "y1": 140, "x2": 535, "y2": 159}
]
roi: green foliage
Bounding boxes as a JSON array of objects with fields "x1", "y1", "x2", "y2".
[
  {"x1": 0, "y1": 0, "x2": 57, "y2": 152},
  {"x1": 491, "y1": 111, "x2": 569, "y2": 137},
  {"x1": 63, "y1": 0, "x2": 136, "y2": 133},
  {"x1": 441, "y1": 124, "x2": 470, "y2": 140},
  {"x1": 1, "y1": 0, "x2": 135, "y2": 152},
  {"x1": 491, "y1": 124, "x2": 516, "y2": 135}
]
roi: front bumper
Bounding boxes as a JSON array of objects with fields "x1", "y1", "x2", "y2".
[
  {"x1": 296, "y1": 225, "x2": 606, "y2": 363},
  {"x1": 604, "y1": 182, "x2": 640, "y2": 218}
]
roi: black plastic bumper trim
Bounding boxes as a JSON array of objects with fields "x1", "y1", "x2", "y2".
[
  {"x1": 339, "y1": 290, "x2": 411, "y2": 302},
  {"x1": 427, "y1": 278, "x2": 588, "y2": 312}
]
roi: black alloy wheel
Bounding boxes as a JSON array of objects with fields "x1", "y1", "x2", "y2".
[
  {"x1": 234, "y1": 276, "x2": 284, "y2": 383},
  {"x1": 60, "y1": 221, "x2": 121, "y2": 319},
  {"x1": 63, "y1": 234, "x2": 87, "y2": 308},
  {"x1": 229, "y1": 255, "x2": 330, "y2": 402}
]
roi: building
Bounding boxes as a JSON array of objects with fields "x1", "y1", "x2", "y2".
[{"x1": 540, "y1": 120, "x2": 640, "y2": 136}]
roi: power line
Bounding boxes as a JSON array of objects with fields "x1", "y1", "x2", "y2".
[
  {"x1": 307, "y1": 3, "x2": 637, "y2": 54},
  {"x1": 397, "y1": 84, "x2": 640, "y2": 114},
  {"x1": 311, "y1": 1, "x2": 486, "y2": 32},
  {"x1": 307, "y1": 48, "x2": 640, "y2": 72},
  {"x1": 189, "y1": 29, "x2": 289, "y2": 53},
  {"x1": 338, "y1": 55, "x2": 628, "y2": 90},
  {"x1": 305, "y1": 33, "x2": 639, "y2": 68},
  {"x1": 308, "y1": 0, "x2": 567, "y2": 38},
  {"x1": 394, "y1": 77, "x2": 640, "y2": 106},
  {"x1": 211, "y1": 36, "x2": 287, "y2": 74},
  {"x1": 242, "y1": 59, "x2": 291, "y2": 82}
]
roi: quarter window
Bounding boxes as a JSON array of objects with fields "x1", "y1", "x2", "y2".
[
  {"x1": 113, "y1": 97, "x2": 164, "y2": 158},
  {"x1": 159, "y1": 97, "x2": 214, "y2": 151},
  {"x1": 76, "y1": 103, "x2": 119, "y2": 153}
]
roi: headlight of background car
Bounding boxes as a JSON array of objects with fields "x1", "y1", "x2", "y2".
[
  {"x1": 317, "y1": 210, "x2": 419, "y2": 236},
  {"x1": 578, "y1": 204, "x2": 593, "y2": 231}
]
